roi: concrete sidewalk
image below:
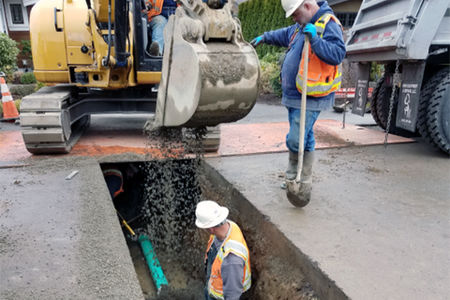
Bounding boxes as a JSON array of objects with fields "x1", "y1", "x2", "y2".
[
  {"x1": 0, "y1": 157, "x2": 143, "y2": 299},
  {"x1": 206, "y1": 143, "x2": 450, "y2": 300}
]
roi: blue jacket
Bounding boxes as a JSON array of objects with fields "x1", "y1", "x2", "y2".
[
  {"x1": 263, "y1": 1, "x2": 346, "y2": 111},
  {"x1": 161, "y1": 0, "x2": 177, "y2": 18}
]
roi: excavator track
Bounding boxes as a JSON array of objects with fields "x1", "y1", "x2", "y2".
[{"x1": 20, "y1": 86, "x2": 90, "y2": 154}]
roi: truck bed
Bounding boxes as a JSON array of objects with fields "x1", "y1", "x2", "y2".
[{"x1": 346, "y1": 0, "x2": 450, "y2": 62}]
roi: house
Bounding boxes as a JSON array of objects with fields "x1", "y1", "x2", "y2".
[{"x1": 0, "y1": 0, "x2": 37, "y2": 68}]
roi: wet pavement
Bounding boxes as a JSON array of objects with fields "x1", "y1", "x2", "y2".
[
  {"x1": 1, "y1": 103, "x2": 448, "y2": 299},
  {"x1": 206, "y1": 143, "x2": 450, "y2": 300},
  {"x1": 0, "y1": 157, "x2": 143, "y2": 299}
]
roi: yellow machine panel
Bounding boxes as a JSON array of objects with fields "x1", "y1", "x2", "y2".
[
  {"x1": 63, "y1": 0, "x2": 94, "y2": 65},
  {"x1": 30, "y1": 0, "x2": 69, "y2": 82},
  {"x1": 21, "y1": 0, "x2": 260, "y2": 155},
  {"x1": 93, "y1": 0, "x2": 115, "y2": 23}
]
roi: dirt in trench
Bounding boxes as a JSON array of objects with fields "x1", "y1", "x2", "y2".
[
  {"x1": 128, "y1": 241, "x2": 204, "y2": 300},
  {"x1": 110, "y1": 126, "x2": 319, "y2": 299},
  {"x1": 107, "y1": 128, "x2": 208, "y2": 299},
  {"x1": 200, "y1": 172, "x2": 319, "y2": 300}
]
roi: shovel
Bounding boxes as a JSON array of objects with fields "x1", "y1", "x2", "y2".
[{"x1": 286, "y1": 36, "x2": 311, "y2": 208}]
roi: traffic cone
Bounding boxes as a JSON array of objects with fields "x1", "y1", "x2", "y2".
[{"x1": 0, "y1": 74, "x2": 19, "y2": 121}]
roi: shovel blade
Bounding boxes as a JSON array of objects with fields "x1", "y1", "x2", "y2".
[{"x1": 286, "y1": 180, "x2": 311, "y2": 208}]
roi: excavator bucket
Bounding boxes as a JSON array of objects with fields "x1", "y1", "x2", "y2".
[{"x1": 150, "y1": 0, "x2": 260, "y2": 129}]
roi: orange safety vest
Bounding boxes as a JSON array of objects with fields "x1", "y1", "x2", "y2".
[
  {"x1": 102, "y1": 169, "x2": 124, "y2": 198},
  {"x1": 296, "y1": 13, "x2": 343, "y2": 97},
  {"x1": 205, "y1": 221, "x2": 251, "y2": 299},
  {"x1": 146, "y1": 0, "x2": 164, "y2": 21}
]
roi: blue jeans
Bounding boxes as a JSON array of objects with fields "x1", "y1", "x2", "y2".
[
  {"x1": 286, "y1": 107, "x2": 320, "y2": 152},
  {"x1": 148, "y1": 15, "x2": 167, "y2": 55}
]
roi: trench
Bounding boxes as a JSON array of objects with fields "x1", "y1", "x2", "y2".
[{"x1": 100, "y1": 159, "x2": 319, "y2": 300}]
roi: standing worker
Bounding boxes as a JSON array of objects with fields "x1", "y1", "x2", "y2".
[
  {"x1": 195, "y1": 200, "x2": 251, "y2": 300},
  {"x1": 251, "y1": 0, "x2": 345, "y2": 192}
]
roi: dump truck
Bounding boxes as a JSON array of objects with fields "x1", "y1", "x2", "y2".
[
  {"x1": 346, "y1": 0, "x2": 450, "y2": 154},
  {"x1": 20, "y1": 0, "x2": 260, "y2": 154}
]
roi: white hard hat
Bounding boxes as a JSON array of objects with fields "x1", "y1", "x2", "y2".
[
  {"x1": 281, "y1": 0, "x2": 305, "y2": 18},
  {"x1": 195, "y1": 200, "x2": 229, "y2": 229}
]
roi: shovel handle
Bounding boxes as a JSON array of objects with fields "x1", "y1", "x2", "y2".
[{"x1": 295, "y1": 36, "x2": 310, "y2": 182}]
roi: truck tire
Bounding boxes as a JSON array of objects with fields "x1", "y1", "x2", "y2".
[
  {"x1": 426, "y1": 68, "x2": 450, "y2": 154},
  {"x1": 417, "y1": 69, "x2": 447, "y2": 146},
  {"x1": 370, "y1": 76, "x2": 384, "y2": 129},
  {"x1": 375, "y1": 74, "x2": 397, "y2": 132}
]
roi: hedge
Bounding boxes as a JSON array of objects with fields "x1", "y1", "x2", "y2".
[
  {"x1": 0, "y1": 33, "x2": 19, "y2": 75},
  {"x1": 239, "y1": 0, "x2": 294, "y2": 58}
]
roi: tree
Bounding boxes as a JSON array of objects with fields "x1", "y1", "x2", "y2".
[{"x1": 0, "y1": 33, "x2": 19, "y2": 75}]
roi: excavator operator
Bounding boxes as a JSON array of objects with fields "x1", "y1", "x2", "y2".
[{"x1": 145, "y1": 0, "x2": 178, "y2": 56}]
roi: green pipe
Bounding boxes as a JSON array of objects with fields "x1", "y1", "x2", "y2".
[{"x1": 138, "y1": 234, "x2": 169, "y2": 292}]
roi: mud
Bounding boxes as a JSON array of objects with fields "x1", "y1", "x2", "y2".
[
  {"x1": 199, "y1": 163, "x2": 319, "y2": 300},
  {"x1": 128, "y1": 241, "x2": 204, "y2": 300},
  {"x1": 102, "y1": 127, "x2": 209, "y2": 298},
  {"x1": 106, "y1": 157, "x2": 320, "y2": 299},
  {"x1": 105, "y1": 118, "x2": 319, "y2": 299},
  {"x1": 201, "y1": 51, "x2": 257, "y2": 86}
]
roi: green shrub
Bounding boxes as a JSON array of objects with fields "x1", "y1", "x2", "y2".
[
  {"x1": 20, "y1": 40, "x2": 32, "y2": 59},
  {"x1": 259, "y1": 51, "x2": 284, "y2": 96},
  {"x1": 35, "y1": 81, "x2": 45, "y2": 91},
  {"x1": 9, "y1": 84, "x2": 36, "y2": 98},
  {"x1": 6, "y1": 71, "x2": 22, "y2": 84},
  {"x1": 20, "y1": 72, "x2": 36, "y2": 84},
  {"x1": 15, "y1": 99, "x2": 21, "y2": 112},
  {"x1": 370, "y1": 62, "x2": 384, "y2": 81},
  {"x1": 239, "y1": 0, "x2": 293, "y2": 58},
  {"x1": 0, "y1": 33, "x2": 19, "y2": 75}
]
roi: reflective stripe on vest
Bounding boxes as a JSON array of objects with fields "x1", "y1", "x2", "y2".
[
  {"x1": 146, "y1": 0, "x2": 164, "y2": 21},
  {"x1": 205, "y1": 221, "x2": 251, "y2": 299},
  {"x1": 296, "y1": 13, "x2": 343, "y2": 97}
]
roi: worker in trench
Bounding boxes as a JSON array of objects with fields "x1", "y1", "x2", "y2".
[
  {"x1": 102, "y1": 165, "x2": 142, "y2": 221},
  {"x1": 251, "y1": 0, "x2": 346, "y2": 192},
  {"x1": 195, "y1": 200, "x2": 251, "y2": 300}
]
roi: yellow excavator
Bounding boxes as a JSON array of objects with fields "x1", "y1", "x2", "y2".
[{"x1": 20, "y1": 0, "x2": 260, "y2": 153}]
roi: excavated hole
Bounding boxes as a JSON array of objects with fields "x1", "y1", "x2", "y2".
[{"x1": 100, "y1": 160, "x2": 318, "y2": 300}]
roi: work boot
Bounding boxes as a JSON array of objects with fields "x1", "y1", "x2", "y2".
[
  {"x1": 286, "y1": 150, "x2": 298, "y2": 180},
  {"x1": 281, "y1": 151, "x2": 298, "y2": 189},
  {"x1": 299, "y1": 151, "x2": 314, "y2": 196},
  {"x1": 149, "y1": 41, "x2": 160, "y2": 56}
]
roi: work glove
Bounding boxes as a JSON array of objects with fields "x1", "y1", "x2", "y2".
[
  {"x1": 250, "y1": 35, "x2": 264, "y2": 47},
  {"x1": 303, "y1": 23, "x2": 317, "y2": 39}
]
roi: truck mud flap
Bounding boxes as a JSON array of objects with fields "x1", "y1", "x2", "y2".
[{"x1": 351, "y1": 63, "x2": 370, "y2": 116}]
